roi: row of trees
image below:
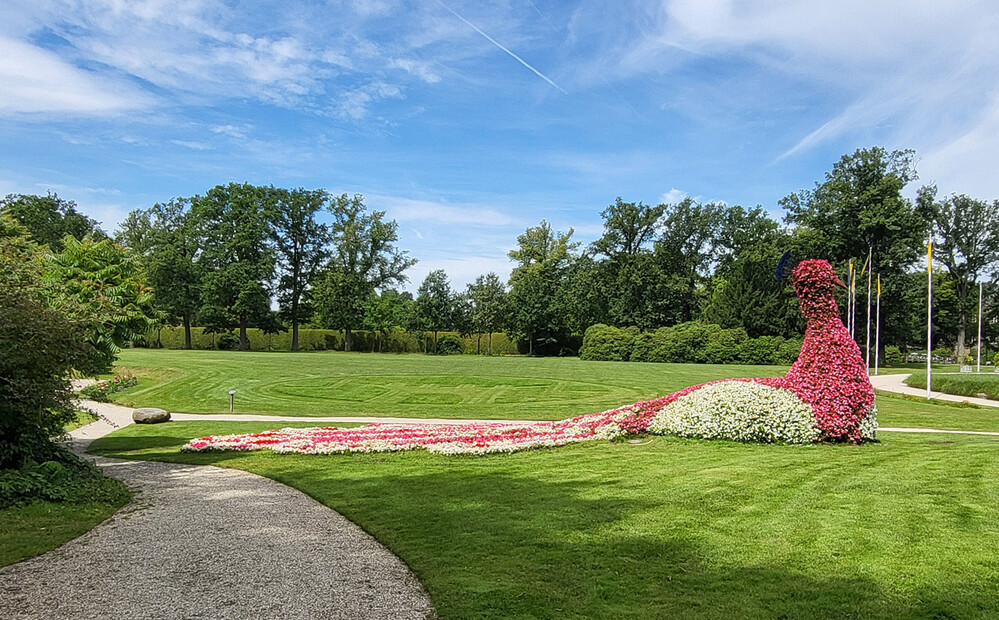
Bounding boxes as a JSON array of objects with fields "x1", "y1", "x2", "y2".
[
  {"x1": 401, "y1": 147, "x2": 999, "y2": 357},
  {"x1": 4, "y1": 146, "x2": 998, "y2": 358}
]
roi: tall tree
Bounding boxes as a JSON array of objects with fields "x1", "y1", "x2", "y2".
[
  {"x1": 117, "y1": 198, "x2": 203, "y2": 349},
  {"x1": 0, "y1": 192, "x2": 105, "y2": 251},
  {"x1": 45, "y1": 235, "x2": 156, "y2": 369},
  {"x1": 781, "y1": 147, "x2": 927, "y2": 349},
  {"x1": 589, "y1": 198, "x2": 666, "y2": 329},
  {"x1": 414, "y1": 269, "x2": 454, "y2": 353},
  {"x1": 467, "y1": 272, "x2": 507, "y2": 355},
  {"x1": 273, "y1": 187, "x2": 333, "y2": 351},
  {"x1": 364, "y1": 289, "x2": 413, "y2": 352},
  {"x1": 508, "y1": 221, "x2": 578, "y2": 355},
  {"x1": 653, "y1": 198, "x2": 726, "y2": 325},
  {"x1": 313, "y1": 194, "x2": 416, "y2": 352},
  {"x1": 918, "y1": 186, "x2": 999, "y2": 356},
  {"x1": 191, "y1": 183, "x2": 276, "y2": 351}
]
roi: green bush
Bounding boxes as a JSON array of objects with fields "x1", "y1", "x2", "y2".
[
  {"x1": 78, "y1": 375, "x2": 138, "y2": 402},
  {"x1": 580, "y1": 324, "x2": 634, "y2": 361},
  {"x1": 217, "y1": 332, "x2": 239, "y2": 350},
  {"x1": 436, "y1": 334, "x2": 464, "y2": 355},
  {"x1": 0, "y1": 452, "x2": 130, "y2": 509},
  {"x1": 776, "y1": 338, "x2": 803, "y2": 365},
  {"x1": 737, "y1": 335, "x2": 782, "y2": 365},
  {"x1": 885, "y1": 346, "x2": 904, "y2": 365}
]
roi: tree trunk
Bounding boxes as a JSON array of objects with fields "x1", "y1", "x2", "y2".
[
  {"x1": 156, "y1": 327, "x2": 162, "y2": 348},
  {"x1": 239, "y1": 314, "x2": 249, "y2": 350},
  {"x1": 183, "y1": 314, "x2": 192, "y2": 350},
  {"x1": 291, "y1": 321, "x2": 299, "y2": 352},
  {"x1": 433, "y1": 330, "x2": 438, "y2": 354},
  {"x1": 488, "y1": 332, "x2": 493, "y2": 356},
  {"x1": 956, "y1": 318, "x2": 967, "y2": 359},
  {"x1": 345, "y1": 326, "x2": 353, "y2": 352},
  {"x1": 476, "y1": 333, "x2": 481, "y2": 355},
  {"x1": 529, "y1": 332, "x2": 534, "y2": 356}
]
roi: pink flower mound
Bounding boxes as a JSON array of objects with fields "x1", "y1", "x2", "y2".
[
  {"x1": 183, "y1": 259, "x2": 874, "y2": 455},
  {"x1": 759, "y1": 259, "x2": 875, "y2": 442}
]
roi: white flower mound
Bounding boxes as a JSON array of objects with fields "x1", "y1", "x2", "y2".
[
  {"x1": 648, "y1": 380, "x2": 820, "y2": 444},
  {"x1": 858, "y1": 404, "x2": 878, "y2": 441}
]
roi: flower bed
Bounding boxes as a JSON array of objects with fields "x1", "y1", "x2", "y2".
[{"x1": 78, "y1": 375, "x2": 138, "y2": 402}]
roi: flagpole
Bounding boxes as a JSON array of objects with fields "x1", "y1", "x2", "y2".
[
  {"x1": 865, "y1": 247, "x2": 872, "y2": 368},
  {"x1": 875, "y1": 273, "x2": 881, "y2": 375},
  {"x1": 927, "y1": 237, "x2": 933, "y2": 399},
  {"x1": 978, "y1": 281, "x2": 984, "y2": 373},
  {"x1": 848, "y1": 260, "x2": 855, "y2": 338}
]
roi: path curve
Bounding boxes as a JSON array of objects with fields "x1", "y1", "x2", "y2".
[
  {"x1": 0, "y1": 399, "x2": 434, "y2": 620},
  {"x1": 870, "y1": 372, "x2": 999, "y2": 408}
]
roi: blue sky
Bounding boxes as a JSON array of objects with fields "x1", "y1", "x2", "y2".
[{"x1": 2, "y1": 0, "x2": 998, "y2": 289}]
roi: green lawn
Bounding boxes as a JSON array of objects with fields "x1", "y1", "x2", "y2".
[
  {"x1": 109, "y1": 349, "x2": 791, "y2": 420},
  {"x1": 90, "y1": 421, "x2": 999, "y2": 619},
  {"x1": 108, "y1": 350, "x2": 999, "y2": 432},
  {"x1": 905, "y1": 371, "x2": 999, "y2": 401},
  {"x1": 0, "y1": 499, "x2": 128, "y2": 567}
]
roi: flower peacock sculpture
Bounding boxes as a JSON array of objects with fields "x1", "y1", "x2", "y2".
[{"x1": 184, "y1": 259, "x2": 876, "y2": 455}]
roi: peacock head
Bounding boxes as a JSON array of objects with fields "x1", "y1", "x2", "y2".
[{"x1": 791, "y1": 259, "x2": 844, "y2": 321}]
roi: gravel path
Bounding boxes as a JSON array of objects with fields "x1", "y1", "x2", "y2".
[{"x1": 0, "y1": 400, "x2": 435, "y2": 620}]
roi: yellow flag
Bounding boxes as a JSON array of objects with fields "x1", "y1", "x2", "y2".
[
  {"x1": 877, "y1": 274, "x2": 881, "y2": 296},
  {"x1": 928, "y1": 241, "x2": 932, "y2": 274},
  {"x1": 860, "y1": 248, "x2": 871, "y2": 276}
]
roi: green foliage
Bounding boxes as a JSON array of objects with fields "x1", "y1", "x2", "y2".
[
  {"x1": 918, "y1": 186, "x2": 999, "y2": 356},
  {"x1": 192, "y1": 183, "x2": 277, "y2": 350},
  {"x1": 581, "y1": 322, "x2": 799, "y2": 366},
  {"x1": 885, "y1": 346, "x2": 904, "y2": 365},
  {"x1": 0, "y1": 217, "x2": 105, "y2": 469},
  {"x1": 272, "y1": 187, "x2": 333, "y2": 350},
  {"x1": 0, "y1": 192, "x2": 105, "y2": 251},
  {"x1": 0, "y1": 455, "x2": 129, "y2": 509},
  {"x1": 217, "y1": 332, "x2": 240, "y2": 351},
  {"x1": 46, "y1": 235, "x2": 156, "y2": 370},
  {"x1": 414, "y1": 269, "x2": 456, "y2": 349},
  {"x1": 580, "y1": 324, "x2": 635, "y2": 362},
  {"x1": 435, "y1": 334, "x2": 464, "y2": 355},
  {"x1": 78, "y1": 375, "x2": 138, "y2": 402},
  {"x1": 312, "y1": 194, "x2": 416, "y2": 352}
]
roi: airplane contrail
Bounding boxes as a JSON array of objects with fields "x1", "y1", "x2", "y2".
[{"x1": 436, "y1": 0, "x2": 567, "y2": 95}]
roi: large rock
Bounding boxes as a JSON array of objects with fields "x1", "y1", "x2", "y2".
[{"x1": 133, "y1": 408, "x2": 171, "y2": 424}]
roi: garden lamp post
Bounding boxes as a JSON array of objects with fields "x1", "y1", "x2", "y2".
[{"x1": 229, "y1": 390, "x2": 236, "y2": 412}]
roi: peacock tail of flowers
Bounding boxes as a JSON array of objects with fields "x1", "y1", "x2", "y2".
[{"x1": 183, "y1": 259, "x2": 876, "y2": 455}]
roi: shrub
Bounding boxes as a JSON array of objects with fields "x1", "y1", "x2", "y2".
[
  {"x1": 435, "y1": 334, "x2": 464, "y2": 355},
  {"x1": 0, "y1": 451, "x2": 130, "y2": 509},
  {"x1": 737, "y1": 335, "x2": 781, "y2": 365},
  {"x1": 775, "y1": 338, "x2": 803, "y2": 365},
  {"x1": 648, "y1": 380, "x2": 820, "y2": 444},
  {"x1": 884, "y1": 346, "x2": 904, "y2": 365},
  {"x1": 217, "y1": 332, "x2": 239, "y2": 350},
  {"x1": 78, "y1": 375, "x2": 138, "y2": 402},
  {"x1": 580, "y1": 325, "x2": 634, "y2": 361}
]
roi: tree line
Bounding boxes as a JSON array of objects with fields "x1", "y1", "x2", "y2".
[{"x1": 3, "y1": 146, "x2": 999, "y2": 358}]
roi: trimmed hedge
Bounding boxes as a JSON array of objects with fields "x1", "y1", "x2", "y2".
[
  {"x1": 580, "y1": 322, "x2": 802, "y2": 366},
  {"x1": 140, "y1": 327, "x2": 519, "y2": 355}
]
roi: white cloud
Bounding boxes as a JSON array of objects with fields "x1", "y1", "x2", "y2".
[
  {"x1": 170, "y1": 139, "x2": 212, "y2": 151},
  {"x1": 370, "y1": 194, "x2": 514, "y2": 227},
  {"x1": 0, "y1": 36, "x2": 149, "y2": 116},
  {"x1": 404, "y1": 256, "x2": 512, "y2": 292},
  {"x1": 389, "y1": 58, "x2": 441, "y2": 84},
  {"x1": 660, "y1": 188, "x2": 687, "y2": 204}
]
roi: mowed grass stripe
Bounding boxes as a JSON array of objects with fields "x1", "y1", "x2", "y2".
[
  {"x1": 111, "y1": 349, "x2": 999, "y2": 431},
  {"x1": 111, "y1": 350, "x2": 779, "y2": 420}
]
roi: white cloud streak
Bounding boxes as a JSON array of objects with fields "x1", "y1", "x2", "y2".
[{"x1": 435, "y1": 0, "x2": 566, "y2": 94}]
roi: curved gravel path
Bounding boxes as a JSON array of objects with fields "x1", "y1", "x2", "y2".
[{"x1": 0, "y1": 400, "x2": 434, "y2": 620}]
